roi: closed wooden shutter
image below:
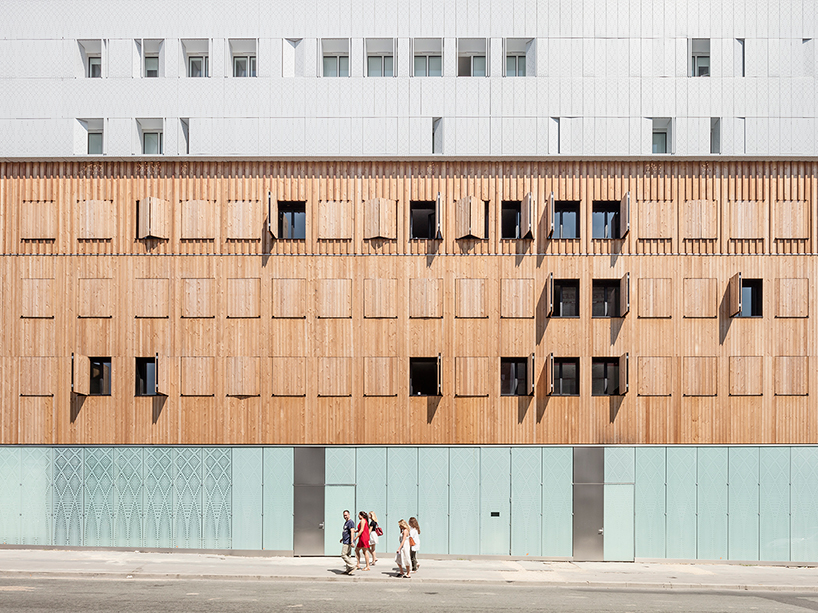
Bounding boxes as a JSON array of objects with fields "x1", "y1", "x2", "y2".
[
  {"x1": 456, "y1": 278, "x2": 487, "y2": 318},
  {"x1": 180, "y1": 356, "x2": 215, "y2": 396},
  {"x1": 364, "y1": 278, "x2": 398, "y2": 318},
  {"x1": 20, "y1": 201, "x2": 57, "y2": 240},
  {"x1": 638, "y1": 278, "x2": 672, "y2": 318},
  {"x1": 226, "y1": 200, "x2": 262, "y2": 240},
  {"x1": 455, "y1": 196, "x2": 485, "y2": 239},
  {"x1": 637, "y1": 356, "x2": 672, "y2": 396},
  {"x1": 774, "y1": 356, "x2": 808, "y2": 396},
  {"x1": 316, "y1": 278, "x2": 352, "y2": 318},
  {"x1": 227, "y1": 278, "x2": 261, "y2": 318},
  {"x1": 137, "y1": 197, "x2": 170, "y2": 239},
  {"x1": 682, "y1": 357, "x2": 718, "y2": 396},
  {"x1": 21, "y1": 279, "x2": 54, "y2": 318},
  {"x1": 19, "y1": 357, "x2": 56, "y2": 396},
  {"x1": 318, "y1": 357, "x2": 351, "y2": 396},
  {"x1": 364, "y1": 357, "x2": 398, "y2": 396},
  {"x1": 729, "y1": 356, "x2": 763, "y2": 396},
  {"x1": 78, "y1": 199, "x2": 114, "y2": 239},
  {"x1": 500, "y1": 278, "x2": 534, "y2": 318},
  {"x1": 455, "y1": 357, "x2": 489, "y2": 396},
  {"x1": 318, "y1": 200, "x2": 353, "y2": 239},
  {"x1": 682, "y1": 200, "x2": 718, "y2": 239},
  {"x1": 226, "y1": 356, "x2": 260, "y2": 396},
  {"x1": 135, "y1": 278, "x2": 169, "y2": 318},
  {"x1": 727, "y1": 272, "x2": 742, "y2": 317},
  {"x1": 730, "y1": 201, "x2": 765, "y2": 239},
  {"x1": 181, "y1": 200, "x2": 215, "y2": 239},
  {"x1": 78, "y1": 278, "x2": 112, "y2": 318},
  {"x1": 637, "y1": 201, "x2": 674, "y2": 239},
  {"x1": 409, "y1": 278, "x2": 443, "y2": 318},
  {"x1": 272, "y1": 278, "x2": 307, "y2": 318},
  {"x1": 181, "y1": 278, "x2": 215, "y2": 318},
  {"x1": 271, "y1": 357, "x2": 306, "y2": 396},
  {"x1": 72, "y1": 353, "x2": 90, "y2": 396},
  {"x1": 776, "y1": 278, "x2": 808, "y2": 318},
  {"x1": 774, "y1": 201, "x2": 809, "y2": 240},
  {"x1": 364, "y1": 198, "x2": 397, "y2": 239},
  {"x1": 683, "y1": 278, "x2": 718, "y2": 318}
]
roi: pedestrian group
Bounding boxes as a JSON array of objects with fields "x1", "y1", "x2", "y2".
[{"x1": 340, "y1": 510, "x2": 419, "y2": 577}]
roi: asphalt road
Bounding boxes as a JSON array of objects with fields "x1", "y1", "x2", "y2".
[{"x1": 2, "y1": 578, "x2": 818, "y2": 612}]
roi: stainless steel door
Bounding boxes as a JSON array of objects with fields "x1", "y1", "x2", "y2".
[
  {"x1": 293, "y1": 447, "x2": 326, "y2": 556},
  {"x1": 573, "y1": 447, "x2": 604, "y2": 561}
]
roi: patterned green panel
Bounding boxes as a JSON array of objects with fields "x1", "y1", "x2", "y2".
[
  {"x1": 666, "y1": 447, "x2": 696, "y2": 559},
  {"x1": 21, "y1": 447, "x2": 51, "y2": 546},
  {"x1": 84, "y1": 447, "x2": 115, "y2": 547},
  {"x1": 355, "y1": 447, "x2": 387, "y2": 528},
  {"x1": 326, "y1": 448, "x2": 356, "y2": 484},
  {"x1": 418, "y1": 447, "x2": 449, "y2": 555},
  {"x1": 449, "y1": 447, "x2": 480, "y2": 555},
  {"x1": 791, "y1": 447, "x2": 818, "y2": 563},
  {"x1": 728, "y1": 447, "x2": 759, "y2": 560},
  {"x1": 0, "y1": 447, "x2": 20, "y2": 544},
  {"x1": 263, "y1": 447, "x2": 294, "y2": 551},
  {"x1": 606, "y1": 447, "x2": 635, "y2": 483},
  {"x1": 113, "y1": 447, "x2": 142, "y2": 548},
  {"x1": 232, "y1": 448, "x2": 263, "y2": 550},
  {"x1": 542, "y1": 447, "x2": 572, "y2": 557},
  {"x1": 173, "y1": 448, "x2": 202, "y2": 549},
  {"x1": 144, "y1": 447, "x2": 173, "y2": 548},
  {"x1": 604, "y1": 484, "x2": 634, "y2": 561},
  {"x1": 697, "y1": 447, "x2": 728, "y2": 561},
  {"x1": 324, "y1": 485, "x2": 356, "y2": 555},
  {"x1": 386, "y1": 447, "x2": 417, "y2": 552},
  {"x1": 53, "y1": 447, "x2": 83, "y2": 546},
  {"x1": 480, "y1": 447, "x2": 510, "y2": 555},
  {"x1": 511, "y1": 447, "x2": 541, "y2": 556},
  {"x1": 759, "y1": 447, "x2": 790, "y2": 561},
  {"x1": 203, "y1": 448, "x2": 231, "y2": 549},
  {"x1": 635, "y1": 447, "x2": 665, "y2": 558}
]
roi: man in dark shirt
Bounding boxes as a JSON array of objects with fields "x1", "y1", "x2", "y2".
[{"x1": 340, "y1": 509, "x2": 356, "y2": 574}]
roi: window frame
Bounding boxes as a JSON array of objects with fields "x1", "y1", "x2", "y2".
[
  {"x1": 591, "y1": 358, "x2": 621, "y2": 396},
  {"x1": 553, "y1": 279, "x2": 580, "y2": 318},
  {"x1": 142, "y1": 131, "x2": 163, "y2": 155},
  {"x1": 88, "y1": 55, "x2": 102, "y2": 78},
  {"x1": 233, "y1": 55, "x2": 257, "y2": 77},
  {"x1": 89, "y1": 357, "x2": 112, "y2": 396},
  {"x1": 188, "y1": 55, "x2": 209, "y2": 77},
  {"x1": 592, "y1": 280, "x2": 621, "y2": 318},
  {"x1": 409, "y1": 357, "x2": 440, "y2": 396},
  {"x1": 409, "y1": 200, "x2": 437, "y2": 240},
  {"x1": 553, "y1": 201, "x2": 580, "y2": 239},
  {"x1": 414, "y1": 54, "x2": 442, "y2": 77},
  {"x1": 135, "y1": 356, "x2": 157, "y2": 397},
  {"x1": 505, "y1": 54, "x2": 526, "y2": 77},
  {"x1": 322, "y1": 54, "x2": 349, "y2": 77},
  {"x1": 500, "y1": 357, "x2": 529, "y2": 396},
  {"x1": 500, "y1": 200, "x2": 522, "y2": 239},
  {"x1": 553, "y1": 357, "x2": 580, "y2": 396},
  {"x1": 740, "y1": 278, "x2": 763, "y2": 318},
  {"x1": 144, "y1": 55, "x2": 159, "y2": 78},
  {"x1": 652, "y1": 130, "x2": 668, "y2": 154},
  {"x1": 458, "y1": 54, "x2": 487, "y2": 77},
  {"x1": 591, "y1": 201, "x2": 620, "y2": 239},
  {"x1": 367, "y1": 54, "x2": 394, "y2": 77},
  {"x1": 87, "y1": 131, "x2": 103, "y2": 155},
  {"x1": 277, "y1": 202, "x2": 307, "y2": 240}
]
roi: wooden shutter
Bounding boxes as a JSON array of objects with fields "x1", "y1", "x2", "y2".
[
  {"x1": 455, "y1": 357, "x2": 489, "y2": 396},
  {"x1": 546, "y1": 192, "x2": 554, "y2": 237},
  {"x1": 729, "y1": 356, "x2": 763, "y2": 395},
  {"x1": 409, "y1": 278, "x2": 443, "y2": 318},
  {"x1": 78, "y1": 278, "x2": 112, "y2": 318},
  {"x1": 456, "y1": 278, "x2": 487, "y2": 318},
  {"x1": 364, "y1": 357, "x2": 398, "y2": 396},
  {"x1": 619, "y1": 191, "x2": 630, "y2": 238},
  {"x1": 637, "y1": 201, "x2": 673, "y2": 239},
  {"x1": 180, "y1": 356, "x2": 215, "y2": 396},
  {"x1": 226, "y1": 356, "x2": 260, "y2": 396},
  {"x1": 620, "y1": 272, "x2": 630, "y2": 316},
  {"x1": 316, "y1": 278, "x2": 352, "y2": 318},
  {"x1": 227, "y1": 278, "x2": 261, "y2": 318},
  {"x1": 682, "y1": 357, "x2": 718, "y2": 396},
  {"x1": 272, "y1": 278, "x2": 307, "y2": 318},
  {"x1": 268, "y1": 192, "x2": 278, "y2": 238},
  {"x1": 435, "y1": 192, "x2": 442, "y2": 239},
  {"x1": 547, "y1": 272, "x2": 554, "y2": 316},
  {"x1": 181, "y1": 200, "x2": 215, "y2": 239},
  {"x1": 528, "y1": 353, "x2": 535, "y2": 395},
  {"x1": 730, "y1": 200, "x2": 765, "y2": 239},
  {"x1": 155, "y1": 353, "x2": 169, "y2": 396},
  {"x1": 683, "y1": 278, "x2": 718, "y2": 318},
  {"x1": 500, "y1": 278, "x2": 534, "y2": 318},
  {"x1": 22, "y1": 279, "x2": 53, "y2": 318},
  {"x1": 728, "y1": 272, "x2": 742, "y2": 317},
  {"x1": 682, "y1": 200, "x2": 718, "y2": 239},
  {"x1": 318, "y1": 200, "x2": 353, "y2": 240},
  {"x1": 638, "y1": 278, "x2": 672, "y2": 318},
  {"x1": 774, "y1": 356, "x2": 808, "y2": 396},
  {"x1": 436, "y1": 353, "x2": 442, "y2": 395},
  {"x1": 19, "y1": 357, "x2": 55, "y2": 396},
  {"x1": 521, "y1": 192, "x2": 534, "y2": 239},
  {"x1": 72, "y1": 353, "x2": 90, "y2": 395},
  {"x1": 78, "y1": 199, "x2": 113, "y2": 239},
  {"x1": 547, "y1": 353, "x2": 554, "y2": 395},
  {"x1": 272, "y1": 357, "x2": 306, "y2": 396},
  {"x1": 776, "y1": 278, "x2": 808, "y2": 318},
  {"x1": 364, "y1": 198, "x2": 397, "y2": 239},
  {"x1": 774, "y1": 201, "x2": 810, "y2": 240},
  {"x1": 181, "y1": 278, "x2": 215, "y2": 318},
  {"x1": 226, "y1": 200, "x2": 262, "y2": 240},
  {"x1": 619, "y1": 352, "x2": 629, "y2": 394},
  {"x1": 135, "y1": 278, "x2": 169, "y2": 318},
  {"x1": 137, "y1": 197, "x2": 169, "y2": 239},
  {"x1": 637, "y1": 356, "x2": 672, "y2": 396},
  {"x1": 364, "y1": 278, "x2": 398, "y2": 318},
  {"x1": 317, "y1": 357, "x2": 351, "y2": 396},
  {"x1": 455, "y1": 196, "x2": 484, "y2": 239},
  {"x1": 20, "y1": 201, "x2": 57, "y2": 240}
]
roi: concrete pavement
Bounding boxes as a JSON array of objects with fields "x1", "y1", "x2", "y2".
[{"x1": 0, "y1": 549, "x2": 816, "y2": 592}]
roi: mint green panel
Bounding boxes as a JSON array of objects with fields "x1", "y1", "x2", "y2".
[
  {"x1": 21, "y1": 447, "x2": 51, "y2": 546},
  {"x1": 386, "y1": 447, "x2": 417, "y2": 553},
  {"x1": 542, "y1": 447, "x2": 572, "y2": 557},
  {"x1": 760, "y1": 447, "x2": 790, "y2": 561},
  {"x1": 113, "y1": 448, "x2": 142, "y2": 548},
  {"x1": 53, "y1": 447, "x2": 83, "y2": 546},
  {"x1": 232, "y1": 448, "x2": 263, "y2": 550},
  {"x1": 326, "y1": 448, "x2": 356, "y2": 484},
  {"x1": 449, "y1": 447, "x2": 480, "y2": 555},
  {"x1": 635, "y1": 447, "x2": 665, "y2": 558},
  {"x1": 480, "y1": 447, "x2": 510, "y2": 555},
  {"x1": 203, "y1": 448, "x2": 231, "y2": 549},
  {"x1": 604, "y1": 484, "x2": 635, "y2": 561},
  {"x1": 728, "y1": 447, "x2": 759, "y2": 560},
  {"x1": 666, "y1": 447, "x2": 696, "y2": 559},
  {"x1": 174, "y1": 448, "x2": 203, "y2": 549},
  {"x1": 791, "y1": 447, "x2": 818, "y2": 563},
  {"x1": 263, "y1": 447, "x2": 293, "y2": 551},
  {"x1": 606, "y1": 447, "x2": 635, "y2": 483},
  {"x1": 324, "y1": 485, "x2": 356, "y2": 555},
  {"x1": 356, "y1": 448, "x2": 387, "y2": 555},
  {"x1": 697, "y1": 447, "x2": 728, "y2": 560},
  {"x1": 143, "y1": 447, "x2": 173, "y2": 548},
  {"x1": 418, "y1": 447, "x2": 449, "y2": 555},
  {"x1": 84, "y1": 447, "x2": 115, "y2": 547},
  {"x1": 511, "y1": 447, "x2": 541, "y2": 556},
  {"x1": 0, "y1": 447, "x2": 20, "y2": 544}
]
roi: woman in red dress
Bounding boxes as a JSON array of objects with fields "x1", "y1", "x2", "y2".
[{"x1": 355, "y1": 511, "x2": 371, "y2": 570}]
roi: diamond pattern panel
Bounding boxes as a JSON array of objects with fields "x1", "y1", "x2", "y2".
[
  {"x1": 418, "y1": 447, "x2": 449, "y2": 555},
  {"x1": 232, "y1": 448, "x2": 262, "y2": 550},
  {"x1": 0, "y1": 447, "x2": 20, "y2": 544},
  {"x1": 143, "y1": 447, "x2": 173, "y2": 548},
  {"x1": 542, "y1": 447, "x2": 573, "y2": 557},
  {"x1": 666, "y1": 447, "x2": 697, "y2": 559},
  {"x1": 760, "y1": 447, "x2": 790, "y2": 561},
  {"x1": 511, "y1": 447, "x2": 541, "y2": 556},
  {"x1": 174, "y1": 448, "x2": 202, "y2": 549},
  {"x1": 791, "y1": 447, "x2": 818, "y2": 562},
  {"x1": 697, "y1": 447, "x2": 728, "y2": 561},
  {"x1": 262, "y1": 447, "x2": 294, "y2": 551},
  {"x1": 203, "y1": 448, "x2": 231, "y2": 549},
  {"x1": 635, "y1": 447, "x2": 665, "y2": 558},
  {"x1": 84, "y1": 447, "x2": 115, "y2": 547},
  {"x1": 355, "y1": 447, "x2": 386, "y2": 541},
  {"x1": 21, "y1": 447, "x2": 51, "y2": 546},
  {"x1": 480, "y1": 447, "x2": 510, "y2": 555},
  {"x1": 53, "y1": 448, "x2": 83, "y2": 546},
  {"x1": 326, "y1": 448, "x2": 356, "y2": 485},
  {"x1": 386, "y1": 447, "x2": 418, "y2": 550},
  {"x1": 606, "y1": 447, "x2": 635, "y2": 483},
  {"x1": 113, "y1": 447, "x2": 142, "y2": 548},
  {"x1": 728, "y1": 447, "x2": 759, "y2": 560},
  {"x1": 449, "y1": 448, "x2": 480, "y2": 555}
]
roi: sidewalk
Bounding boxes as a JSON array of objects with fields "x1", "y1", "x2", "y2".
[{"x1": 0, "y1": 549, "x2": 817, "y2": 592}]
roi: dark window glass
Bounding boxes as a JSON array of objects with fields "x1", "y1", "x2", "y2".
[
  {"x1": 554, "y1": 201, "x2": 579, "y2": 239},
  {"x1": 554, "y1": 280, "x2": 579, "y2": 317},
  {"x1": 554, "y1": 358, "x2": 579, "y2": 395},
  {"x1": 592, "y1": 201, "x2": 619, "y2": 239},
  {"x1": 591, "y1": 358, "x2": 620, "y2": 396},
  {"x1": 740, "y1": 279, "x2": 763, "y2": 317},
  {"x1": 135, "y1": 357, "x2": 156, "y2": 396},
  {"x1": 501, "y1": 201, "x2": 521, "y2": 239},
  {"x1": 278, "y1": 202, "x2": 306, "y2": 239},
  {"x1": 410, "y1": 358, "x2": 438, "y2": 395},
  {"x1": 592, "y1": 280, "x2": 620, "y2": 317},
  {"x1": 410, "y1": 201, "x2": 436, "y2": 239},
  {"x1": 89, "y1": 357, "x2": 111, "y2": 396},
  {"x1": 500, "y1": 358, "x2": 528, "y2": 396}
]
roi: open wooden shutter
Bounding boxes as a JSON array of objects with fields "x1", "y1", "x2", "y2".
[
  {"x1": 455, "y1": 196, "x2": 470, "y2": 239},
  {"x1": 546, "y1": 192, "x2": 554, "y2": 237},
  {"x1": 436, "y1": 352, "x2": 442, "y2": 395},
  {"x1": 521, "y1": 192, "x2": 534, "y2": 239},
  {"x1": 435, "y1": 192, "x2": 443, "y2": 239},
  {"x1": 619, "y1": 352, "x2": 629, "y2": 394},
  {"x1": 137, "y1": 199, "x2": 151, "y2": 239},
  {"x1": 547, "y1": 353, "x2": 554, "y2": 395},
  {"x1": 547, "y1": 272, "x2": 554, "y2": 316},
  {"x1": 268, "y1": 192, "x2": 278, "y2": 238},
  {"x1": 620, "y1": 191, "x2": 630, "y2": 237},
  {"x1": 72, "y1": 353, "x2": 89, "y2": 396},
  {"x1": 528, "y1": 353, "x2": 535, "y2": 395},
  {"x1": 155, "y1": 352, "x2": 169, "y2": 396},
  {"x1": 728, "y1": 272, "x2": 742, "y2": 317},
  {"x1": 620, "y1": 272, "x2": 630, "y2": 316}
]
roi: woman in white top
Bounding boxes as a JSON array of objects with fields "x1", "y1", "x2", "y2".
[
  {"x1": 395, "y1": 519, "x2": 411, "y2": 578},
  {"x1": 408, "y1": 516, "x2": 421, "y2": 572}
]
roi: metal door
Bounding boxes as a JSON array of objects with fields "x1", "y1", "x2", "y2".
[
  {"x1": 573, "y1": 447, "x2": 604, "y2": 561},
  {"x1": 293, "y1": 447, "x2": 325, "y2": 556}
]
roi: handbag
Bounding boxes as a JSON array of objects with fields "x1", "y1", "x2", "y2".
[
  {"x1": 409, "y1": 536, "x2": 416, "y2": 547},
  {"x1": 375, "y1": 526, "x2": 383, "y2": 536}
]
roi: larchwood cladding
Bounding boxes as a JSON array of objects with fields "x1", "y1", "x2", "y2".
[{"x1": 0, "y1": 159, "x2": 816, "y2": 446}]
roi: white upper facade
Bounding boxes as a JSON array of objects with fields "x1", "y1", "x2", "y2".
[{"x1": 1, "y1": 0, "x2": 816, "y2": 158}]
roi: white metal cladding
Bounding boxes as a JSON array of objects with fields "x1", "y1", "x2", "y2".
[{"x1": 0, "y1": 1, "x2": 816, "y2": 158}]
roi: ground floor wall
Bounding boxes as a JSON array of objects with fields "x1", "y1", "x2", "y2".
[{"x1": 0, "y1": 445, "x2": 816, "y2": 563}]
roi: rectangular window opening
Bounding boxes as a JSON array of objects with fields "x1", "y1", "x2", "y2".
[
  {"x1": 89, "y1": 357, "x2": 112, "y2": 396},
  {"x1": 591, "y1": 358, "x2": 620, "y2": 396},
  {"x1": 278, "y1": 202, "x2": 306, "y2": 240},
  {"x1": 135, "y1": 357, "x2": 157, "y2": 396},
  {"x1": 233, "y1": 55, "x2": 257, "y2": 77},
  {"x1": 88, "y1": 56, "x2": 102, "y2": 78},
  {"x1": 142, "y1": 131, "x2": 163, "y2": 155},
  {"x1": 710, "y1": 117, "x2": 721, "y2": 154},
  {"x1": 553, "y1": 358, "x2": 579, "y2": 396},
  {"x1": 145, "y1": 56, "x2": 159, "y2": 77},
  {"x1": 87, "y1": 132, "x2": 103, "y2": 155},
  {"x1": 740, "y1": 279, "x2": 763, "y2": 317},
  {"x1": 554, "y1": 201, "x2": 579, "y2": 238},
  {"x1": 188, "y1": 55, "x2": 209, "y2": 77},
  {"x1": 410, "y1": 358, "x2": 438, "y2": 396},
  {"x1": 501, "y1": 201, "x2": 521, "y2": 239},
  {"x1": 691, "y1": 38, "x2": 710, "y2": 76},
  {"x1": 500, "y1": 357, "x2": 528, "y2": 396},
  {"x1": 592, "y1": 201, "x2": 620, "y2": 239},
  {"x1": 554, "y1": 280, "x2": 580, "y2": 317},
  {"x1": 592, "y1": 280, "x2": 621, "y2": 317},
  {"x1": 410, "y1": 201, "x2": 436, "y2": 239}
]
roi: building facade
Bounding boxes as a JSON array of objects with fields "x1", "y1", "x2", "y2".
[{"x1": 0, "y1": 0, "x2": 817, "y2": 562}]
